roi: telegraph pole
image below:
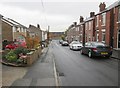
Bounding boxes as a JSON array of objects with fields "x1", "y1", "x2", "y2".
[{"x1": 47, "y1": 25, "x2": 50, "y2": 44}]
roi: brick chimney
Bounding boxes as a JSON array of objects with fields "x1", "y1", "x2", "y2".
[
  {"x1": 29, "y1": 24, "x2": 32, "y2": 28},
  {"x1": 80, "y1": 16, "x2": 84, "y2": 22},
  {"x1": 37, "y1": 24, "x2": 40, "y2": 29},
  {"x1": 73, "y1": 22, "x2": 77, "y2": 26},
  {"x1": 99, "y1": 2, "x2": 106, "y2": 12},
  {"x1": 90, "y1": 12, "x2": 95, "y2": 17}
]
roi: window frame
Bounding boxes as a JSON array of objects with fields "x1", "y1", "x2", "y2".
[{"x1": 101, "y1": 13, "x2": 106, "y2": 26}]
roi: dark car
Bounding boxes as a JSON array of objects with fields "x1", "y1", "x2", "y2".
[
  {"x1": 62, "y1": 41, "x2": 69, "y2": 46},
  {"x1": 80, "y1": 42, "x2": 112, "y2": 58}
]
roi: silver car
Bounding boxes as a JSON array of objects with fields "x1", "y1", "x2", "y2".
[{"x1": 69, "y1": 41, "x2": 83, "y2": 50}]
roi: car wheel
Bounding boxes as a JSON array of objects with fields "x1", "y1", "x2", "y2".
[
  {"x1": 80, "y1": 50, "x2": 84, "y2": 55},
  {"x1": 88, "y1": 51, "x2": 92, "y2": 58}
]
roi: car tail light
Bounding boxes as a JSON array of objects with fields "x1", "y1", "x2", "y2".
[{"x1": 92, "y1": 48, "x2": 98, "y2": 52}]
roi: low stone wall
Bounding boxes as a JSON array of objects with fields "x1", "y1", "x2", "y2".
[
  {"x1": 26, "y1": 47, "x2": 41, "y2": 66},
  {"x1": 111, "y1": 48, "x2": 120, "y2": 59}
]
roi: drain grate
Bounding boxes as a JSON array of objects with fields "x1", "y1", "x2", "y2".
[{"x1": 59, "y1": 72, "x2": 64, "y2": 76}]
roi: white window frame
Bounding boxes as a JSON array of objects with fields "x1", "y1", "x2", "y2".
[
  {"x1": 101, "y1": 29, "x2": 106, "y2": 43},
  {"x1": 89, "y1": 21, "x2": 91, "y2": 30},
  {"x1": 96, "y1": 15, "x2": 99, "y2": 27},
  {"x1": 85, "y1": 23, "x2": 87, "y2": 30},
  {"x1": 118, "y1": 6, "x2": 120, "y2": 22},
  {"x1": 96, "y1": 33, "x2": 99, "y2": 42},
  {"x1": 101, "y1": 13, "x2": 106, "y2": 26}
]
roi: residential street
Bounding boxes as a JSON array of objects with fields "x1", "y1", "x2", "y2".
[
  {"x1": 1, "y1": 0, "x2": 120, "y2": 87},
  {"x1": 2, "y1": 40, "x2": 119, "y2": 87},
  {"x1": 50, "y1": 40, "x2": 118, "y2": 86}
]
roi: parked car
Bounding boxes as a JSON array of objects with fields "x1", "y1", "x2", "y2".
[
  {"x1": 5, "y1": 41, "x2": 27, "y2": 49},
  {"x1": 59, "y1": 40, "x2": 63, "y2": 44},
  {"x1": 69, "y1": 41, "x2": 83, "y2": 50},
  {"x1": 62, "y1": 41, "x2": 69, "y2": 46},
  {"x1": 80, "y1": 42, "x2": 112, "y2": 58}
]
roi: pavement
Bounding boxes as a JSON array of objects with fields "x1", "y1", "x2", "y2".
[{"x1": 2, "y1": 46, "x2": 58, "y2": 87}]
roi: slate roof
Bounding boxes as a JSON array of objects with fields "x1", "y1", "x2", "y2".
[
  {"x1": 2, "y1": 16, "x2": 27, "y2": 28},
  {"x1": 84, "y1": 17, "x2": 95, "y2": 22}
]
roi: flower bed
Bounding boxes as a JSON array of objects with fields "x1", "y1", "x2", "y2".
[{"x1": 2, "y1": 46, "x2": 41, "y2": 66}]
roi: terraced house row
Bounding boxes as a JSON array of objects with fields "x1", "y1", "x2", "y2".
[{"x1": 66, "y1": 0, "x2": 120, "y2": 49}]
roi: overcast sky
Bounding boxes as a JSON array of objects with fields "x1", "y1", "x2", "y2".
[{"x1": 0, "y1": 0, "x2": 118, "y2": 32}]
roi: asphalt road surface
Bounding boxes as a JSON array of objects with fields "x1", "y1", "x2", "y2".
[{"x1": 50, "y1": 40, "x2": 118, "y2": 86}]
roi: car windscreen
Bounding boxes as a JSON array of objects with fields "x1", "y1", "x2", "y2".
[{"x1": 71, "y1": 41, "x2": 80, "y2": 44}]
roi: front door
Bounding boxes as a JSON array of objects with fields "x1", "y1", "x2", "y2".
[{"x1": 118, "y1": 30, "x2": 120, "y2": 48}]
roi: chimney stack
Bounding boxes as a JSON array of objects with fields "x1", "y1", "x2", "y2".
[
  {"x1": 80, "y1": 16, "x2": 84, "y2": 22},
  {"x1": 29, "y1": 24, "x2": 32, "y2": 28},
  {"x1": 37, "y1": 24, "x2": 40, "y2": 29},
  {"x1": 99, "y1": 2, "x2": 106, "y2": 12},
  {"x1": 73, "y1": 22, "x2": 77, "y2": 26},
  {"x1": 90, "y1": 12, "x2": 95, "y2": 17}
]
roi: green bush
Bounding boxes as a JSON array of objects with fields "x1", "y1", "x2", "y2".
[
  {"x1": 5, "y1": 50, "x2": 18, "y2": 62},
  {"x1": 14, "y1": 47, "x2": 29, "y2": 55}
]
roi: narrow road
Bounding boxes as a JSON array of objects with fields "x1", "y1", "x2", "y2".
[{"x1": 50, "y1": 40, "x2": 118, "y2": 86}]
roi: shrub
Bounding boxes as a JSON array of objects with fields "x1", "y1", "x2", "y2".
[
  {"x1": 5, "y1": 50, "x2": 18, "y2": 62},
  {"x1": 14, "y1": 47, "x2": 29, "y2": 55}
]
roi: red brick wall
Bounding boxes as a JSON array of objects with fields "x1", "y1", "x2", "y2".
[
  {"x1": 85, "y1": 20, "x2": 94, "y2": 42},
  {"x1": 114, "y1": 6, "x2": 119, "y2": 48},
  {"x1": 105, "y1": 11, "x2": 111, "y2": 46}
]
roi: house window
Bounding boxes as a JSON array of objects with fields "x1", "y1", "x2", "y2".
[
  {"x1": 101, "y1": 13, "x2": 106, "y2": 26},
  {"x1": 89, "y1": 34, "x2": 91, "y2": 41},
  {"x1": 89, "y1": 21, "x2": 91, "y2": 30},
  {"x1": 118, "y1": 6, "x2": 120, "y2": 22},
  {"x1": 96, "y1": 15, "x2": 99, "y2": 27},
  {"x1": 87, "y1": 22, "x2": 89, "y2": 29},
  {"x1": 19, "y1": 28, "x2": 22, "y2": 32},
  {"x1": 96, "y1": 33, "x2": 99, "y2": 42},
  {"x1": 102, "y1": 30, "x2": 105, "y2": 43},
  {"x1": 85, "y1": 23, "x2": 87, "y2": 30}
]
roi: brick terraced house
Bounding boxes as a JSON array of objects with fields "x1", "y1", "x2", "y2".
[
  {"x1": 84, "y1": 12, "x2": 95, "y2": 43},
  {"x1": 66, "y1": 0, "x2": 120, "y2": 49},
  {"x1": 66, "y1": 22, "x2": 80, "y2": 43},
  {"x1": 95, "y1": 1, "x2": 120, "y2": 48}
]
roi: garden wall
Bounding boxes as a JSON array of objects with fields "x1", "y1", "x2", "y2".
[{"x1": 26, "y1": 47, "x2": 41, "y2": 66}]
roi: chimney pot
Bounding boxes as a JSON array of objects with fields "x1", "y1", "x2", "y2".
[
  {"x1": 80, "y1": 16, "x2": 84, "y2": 22},
  {"x1": 29, "y1": 24, "x2": 32, "y2": 28},
  {"x1": 73, "y1": 22, "x2": 77, "y2": 26},
  {"x1": 99, "y1": 2, "x2": 106, "y2": 11},
  {"x1": 90, "y1": 12, "x2": 95, "y2": 17},
  {"x1": 37, "y1": 24, "x2": 40, "y2": 29}
]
